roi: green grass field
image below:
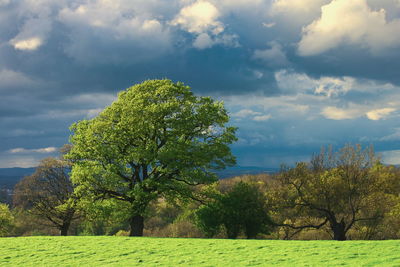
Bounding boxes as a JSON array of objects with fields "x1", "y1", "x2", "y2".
[{"x1": 0, "y1": 237, "x2": 399, "y2": 266}]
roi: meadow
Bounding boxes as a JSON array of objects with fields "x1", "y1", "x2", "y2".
[{"x1": 0, "y1": 237, "x2": 399, "y2": 266}]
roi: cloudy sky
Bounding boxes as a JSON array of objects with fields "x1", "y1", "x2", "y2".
[{"x1": 2, "y1": 0, "x2": 400, "y2": 168}]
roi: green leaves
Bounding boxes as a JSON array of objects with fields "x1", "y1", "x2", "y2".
[
  {"x1": 269, "y1": 144, "x2": 393, "y2": 240},
  {"x1": 0, "y1": 204, "x2": 14, "y2": 237},
  {"x1": 196, "y1": 181, "x2": 273, "y2": 239},
  {"x1": 66, "y1": 79, "x2": 237, "y2": 228}
]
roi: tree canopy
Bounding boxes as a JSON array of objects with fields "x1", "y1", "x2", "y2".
[
  {"x1": 269, "y1": 144, "x2": 389, "y2": 240},
  {"x1": 0, "y1": 203, "x2": 14, "y2": 237},
  {"x1": 66, "y1": 79, "x2": 237, "y2": 236},
  {"x1": 13, "y1": 157, "x2": 78, "y2": 236},
  {"x1": 196, "y1": 181, "x2": 274, "y2": 239}
]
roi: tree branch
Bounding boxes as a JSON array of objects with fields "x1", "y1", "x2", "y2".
[{"x1": 274, "y1": 217, "x2": 329, "y2": 230}]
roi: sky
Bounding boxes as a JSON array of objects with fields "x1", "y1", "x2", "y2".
[{"x1": 2, "y1": 0, "x2": 400, "y2": 168}]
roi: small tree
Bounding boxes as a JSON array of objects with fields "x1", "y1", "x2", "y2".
[
  {"x1": 269, "y1": 144, "x2": 388, "y2": 241},
  {"x1": 66, "y1": 79, "x2": 237, "y2": 236},
  {"x1": 196, "y1": 181, "x2": 274, "y2": 239},
  {"x1": 0, "y1": 203, "x2": 14, "y2": 237},
  {"x1": 13, "y1": 157, "x2": 78, "y2": 236}
]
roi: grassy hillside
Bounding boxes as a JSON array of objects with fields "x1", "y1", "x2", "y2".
[{"x1": 0, "y1": 237, "x2": 399, "y2": 266}]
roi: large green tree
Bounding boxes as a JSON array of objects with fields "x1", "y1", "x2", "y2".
[{"x1": 66, "y1": 79, "x2": 237, "y2": 236}]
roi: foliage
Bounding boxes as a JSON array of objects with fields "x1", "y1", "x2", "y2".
[
  {"x1": 76, "y1": 198, "x2": 130, "y2": 236},
  {"x1": 352, "y1": 164, "x2": 400, "y2": 239},
  {"x1": 4, "y1": 167, "x2": 400, "y2": 239},
  {"x1": 0, "y1": 203, "x2": 14, "y2": 237},
  {"x1": 66, "y1": 79, "x2": 237, "y2": 236},
  {"x1": 135, "y1": 198, "x2": 203, "y2": 237},
  {"x1": 1, "y1": 237, "x2": 400, "y2": 266},
  {"x1": 11, "y1": 208, "x2": 59, "y2": 236},
  {"x1": 268, "y1": 144, "x2": 391, "y2": 240},
  {"x1": 13, "y1": 157, "x2": 78, "y2": 236},
  {"x1": 196, "y1": 181, "x2": 273, "y2": 239}
]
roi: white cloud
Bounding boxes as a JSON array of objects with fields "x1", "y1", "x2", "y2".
[
  {"x1": 275, "y1": 70, "x2": 355, "y2": 97},
  {"x1": 10, "y1": 16, "x2": 51, "y2": 51},
  {"x1": 0, "y1": 156, "x2": 39, "y2": 168},
  {"x1": 253, "y1": 114, "x2": 272, "y2": 121},
  {"x1": 171, "y1": 0, "x2": 238, "y2": 49},
  {"x1": 212, "y1": 0, "x2": 264, "y2": 9},
  {"x1": 313, "y1": 77, "x2": 355, "y2": 97},
  {"x1": 299, "y1": 0, "x2": 400, "y2": 56},
  {"x1": 193, "y1": 33, "x2": 214, "y2": 49},
  {"x1": 215, "y1": 33, "x2": 240, "y2": 48},
  {"x1": 321, "y1": 106, "x2": 364, "y2": 120},
  {"x1": 224, "y1": 93, "x2": 311, "y2": 120},
  {"x1": 58, "y1": 0, "x2": 173, "y2": 63},
  {"x1": 262, "y1": 22, "x2": 276, "y2": 28},
  {"x1": 231, "y1": 108, "x2": 271, "y2": 121},
  {"x1": 271, "y1": 0, "x2": 327, "y2": 13},
  {"x1": 233, "y1": 109, "x2": 261, "y2": 118},
  {"x1": 253, "y1": 41, "x2": 289, "y2": 67},
  {"x1": 270, "y1": 0, "x2": 330, "y2": 25},
  {"x1": 380, "y1": 128, "x2": 400, "y2": 141},
  {"x1": 11, "y1": 37, "x2": 43, "y2": 51},
  {"x1": 8, "y1": 147, "x2": 58, "y2": 154},
  {"x1": 381, "y1": 150, "x2": 400, "y2": 165},
  {"x1": 171, "y1": 0, "x2": 223, "y2": 34},
  {"x1": 9, "y1": 0, "x2": 55, "y2": 51},
  {"x1": 274, "y1": 70, "x2": 383, "y2": 98},
  {"x1": 321, "y1": 104, "x2": 395, "y2": 121},
  {"x1": 275, "y1": 70, "x2": 316, "y2": 94},
  {"x1": 226, "y1": 69, "x2": 400, "y2": 122},
  {"x1": 0, "y1": 0, "x2": 10, "y2": 6},
  {"x1": 366, "y1": 108, "x2": 396, "y2": 120}
]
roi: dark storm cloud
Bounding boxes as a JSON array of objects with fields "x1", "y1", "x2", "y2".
[
  {"x1": 2, "y1": 0, "x2": 400, "y2": 167},
  {"x1": 290, "y1": 47, "x2": 400, "y2": 86}
]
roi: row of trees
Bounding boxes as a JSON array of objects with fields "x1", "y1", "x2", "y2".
[
  {"x1": 1, "y1": 144, "x2": 400, "y2": 240},
  {"x1": 1, "y1": 80, "x2": 399, "y2": 240}
]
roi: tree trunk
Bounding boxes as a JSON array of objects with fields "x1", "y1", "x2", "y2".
[
  {"x1": 129, "y1": 215, "x2": 144, "y2": 236},
  {"x1": 245, "y1": 229, "x2": 257, "y2": 239},
  {"x1": 60, "y1": 221, "x2": 70, "y2": 236},
  {"x1": 226, "y1": 225, "x2": 239, "y2": 239},
  {"x1": 331, "y1": 221, "x2": 347, "y2": 241}
]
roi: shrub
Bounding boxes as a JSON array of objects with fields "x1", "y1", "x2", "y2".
[
  {"x1": 0, "y1": 204, "x2": 14, "y2": 237},
  {"x1": 196, "y1": 181, "x2": 274, "y2": 239}
]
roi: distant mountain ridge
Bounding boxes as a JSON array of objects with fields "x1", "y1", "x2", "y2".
[
  {"x1": 0, "y1": 166, "x2": 278, "y2": 190},
  {"x1": 0, "y1": 167, "x2": 36, "y2": 189},
  {"x1": 0, "y1": 167, "x2": 36, "y2": 176}
]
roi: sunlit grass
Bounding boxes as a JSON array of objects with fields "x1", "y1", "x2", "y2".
[{"x1": 0, "y1": 237, "x2": 399, "y2": 266}]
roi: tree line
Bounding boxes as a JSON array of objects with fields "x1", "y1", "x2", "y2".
[{"x1": 1, "y1": 80, "x2": 399, "y2": 240}]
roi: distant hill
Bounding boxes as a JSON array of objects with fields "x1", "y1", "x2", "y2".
[
  {"x1": 0, "y1": 167, "x2": 36, "y2": 189},
  {"x1": 0, "y1": 166, "x2": 277, "y2": 190}
]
